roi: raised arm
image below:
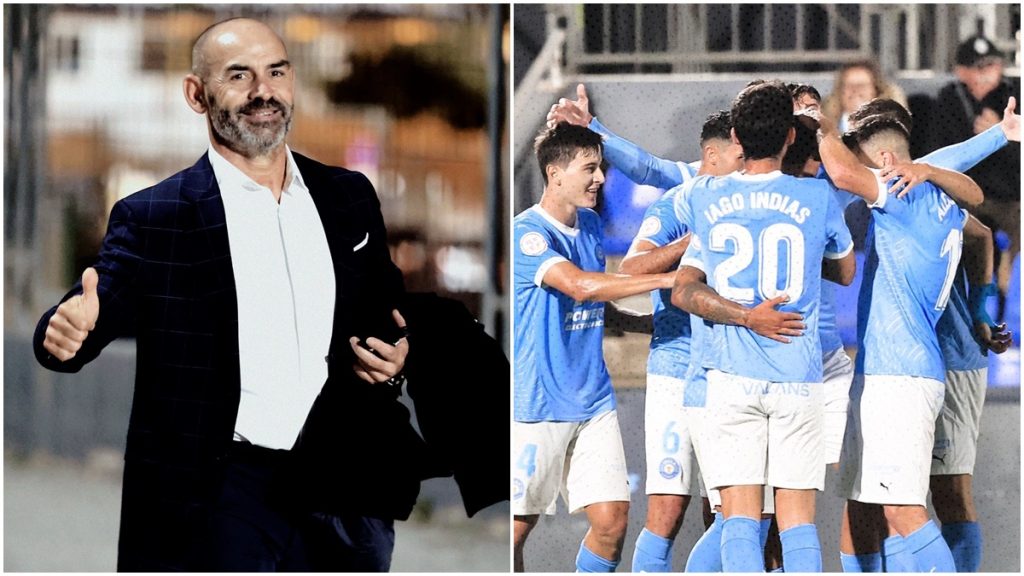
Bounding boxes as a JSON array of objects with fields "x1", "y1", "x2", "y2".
[
  {"x1": 542, "y1": 261, "x2": 674, "y2": 303},
  {"x1": 879, "y1": 162, "x2": 984, "y2": 206},
  {"x1": 546, "y1": 83, "x2": 692, "y2": 189},
  {"x1": 811, "y1": 111, "x2": 883, "y2": 203}
]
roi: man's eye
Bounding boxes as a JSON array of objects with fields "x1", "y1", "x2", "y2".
[
  {"x1": 271, "y1": 70, "x2": 286, "y2": 77},
  {"x1": 231, "y1": 73, "x2": 247, "y2": 81}
]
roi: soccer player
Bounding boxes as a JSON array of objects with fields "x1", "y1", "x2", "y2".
[
  {"x1": 513, "y1": 122, "x2": 675, "y2": 573},
  {"x1": 618, "y1": 111, "x2": 746, "y2": 572},
  {"x1": 815, "y1": 101, "x2": 981, "y2": 573},
  {"x1": 832, "y1": 98, "x2": 1018, "y2": 573},
  {"x1": 671, "y1": 80, "x2": 856, "y2": 572}
]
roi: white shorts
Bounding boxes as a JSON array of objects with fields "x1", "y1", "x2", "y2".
[
  {"x1": 512, "y1": 410, "x2": 630, "y2": 516},
  {"x1": 685, "y1": 406, "x2": 774, "y2": 514},
  {"x1": 839, "y1": 375, "x2": 945, "y2": 506},
  {"x1": 823, "y1": 347, "x2": 855, "y2": 465},
  {"x1": 645, "y1": 374, "x2": 700, "y2": 496},
  {"x1": 699, "y1": 370, "x2": 825, "y2": 491},
  {"x1": 932, "y1": 368, "x2": 987, "y2": 476}
]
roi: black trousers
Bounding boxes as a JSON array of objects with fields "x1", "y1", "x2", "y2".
[{"x1": 202, "y1": 441, "x2": 395, "y2": 572}]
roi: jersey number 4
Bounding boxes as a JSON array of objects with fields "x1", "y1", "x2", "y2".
[{"x1": 710, "y1": 222, "x2": 806, "y2": 304}]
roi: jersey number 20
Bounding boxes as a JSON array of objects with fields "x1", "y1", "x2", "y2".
[{"x1": 710, "y1": 222, "x2": 806, "y2": 304}]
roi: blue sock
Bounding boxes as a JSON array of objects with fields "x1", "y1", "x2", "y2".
[
  {"x1": 760, "y1": 517, "x2": 773, "y2": 550},
  {"x1": 721, "y1": 516, "x2": 764, "y2": 572},
  {"x1": 685, "y1": 512, "x2": 723, "y2": 572},
  {"x1": 941, "y1": 521, "x2": 983, "y2": 572},
  {"x1": 779, "y1": 523, "x2": 821, "y2": 572},
  {"x1": 575, "y1": 541, "x2": 618, "y2": 572},
  {"x1": 905, "y1": 520, "x2": 956, "y2": 573},
  {"x1": 839, "y1": 551, "x2": 882, "y2": 572},
  {"x1": 882, "y1": 535, "x2": 917, "y2": 572},
  {"x1": 632, "y1": 528, "x2": 674, "y2": 572}
]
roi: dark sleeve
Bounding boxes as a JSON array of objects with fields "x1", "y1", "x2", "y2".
[
  {"x1": 353, "y1": 173, "x2": 406, "y2": 343},
  {"x1": 33, "y1": 198, "x2": 142, "y2": 372}
]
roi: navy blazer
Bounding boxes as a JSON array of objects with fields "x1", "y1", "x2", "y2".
[{"x1": 34, "y1": 152, "x2": 426, "y2": 571}]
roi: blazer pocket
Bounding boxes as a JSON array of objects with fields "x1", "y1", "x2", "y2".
[{"x1": 352, "y1": 232, "x2": 369, "y2": 252}]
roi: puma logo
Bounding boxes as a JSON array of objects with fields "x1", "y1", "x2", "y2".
[
  {"x1": 879, "y1": 482, "x2": 890, "y2": 492},
  {"x1": 932, "y1": 454, "x2": 946, "y2": 465}
]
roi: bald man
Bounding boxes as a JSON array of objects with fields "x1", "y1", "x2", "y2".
[{"x1": 34, "y1": 18, "x2": 420, "y2": 571}]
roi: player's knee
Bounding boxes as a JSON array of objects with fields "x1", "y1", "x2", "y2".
[{"x1": 591, "y1": 510, "x2": 629, "y2": 545}]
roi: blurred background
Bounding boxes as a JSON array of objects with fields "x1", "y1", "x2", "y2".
[
  {"x1": 515, "y1": 3, "x2": 1019, "y2": 572},
  {"x1": 4, "y1": 3, "x2": 508, "y2": 571}
]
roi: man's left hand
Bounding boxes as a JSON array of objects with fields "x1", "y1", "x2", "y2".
[{"x1": 350, "y1": 309, "x2": 409, "y2": 384}]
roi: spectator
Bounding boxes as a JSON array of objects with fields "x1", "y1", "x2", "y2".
[
  {"x1": 823, "y1": 59, "x2": 908, "y2": 134},
  {"x1": 927, "y1": 35, "x2": 1021, "y2": 320}
]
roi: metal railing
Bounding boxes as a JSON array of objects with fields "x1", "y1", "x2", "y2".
[{"x1": 546, "y1": 4, "x2": 1020, "y2": 75}]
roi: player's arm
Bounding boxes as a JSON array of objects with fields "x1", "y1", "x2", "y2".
[
  {"x1": 821, "y1": 251, "x2": 856, "y2": 286},
  {"x1": 812, "y1": 111, "x2": 883, "y2": 203},
  {"x1": 604, "y1": 301, "x2": 654, "y2": 334},
  {"x1": 542, "y1": 261, "x2": 674, "y2": 303},
  {"x1": 547, "y1": 83, "x2": 692, "y2": 189},
  {"x1": 619, "y1": 235, "x2": 691, "y2": 275},
  {"x1": 878, "y1": 162, "x2": 984, "y2": 206},
  {"x1": 670, "y1": 266, "x2": 805, "y2": 344},
  {"x1": 962, "y1": 215, "x2": 1012, "y2": 353}
]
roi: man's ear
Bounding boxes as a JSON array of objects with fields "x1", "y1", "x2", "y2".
[
  {"x1": 730, "y1": 127, "x2": 741, "y2": 146},
  {"x1": 704, "y1": 143, "x2": 718, "y2": 167},
  {"x1": 183, "y1": 74, "x2": 208, "y2": 114},
  {"x1": 546, "y1": 164, "x2": 560, "y2": 186}
]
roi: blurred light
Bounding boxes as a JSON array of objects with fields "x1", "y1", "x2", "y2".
[
  {"x1": 392, "y1": 18, "x2": 439, "y2": 46},
  {"x1": 436, "y1": 245, "x2": 486, "y2": 292},
  {"x1": 285, "y1": 16, "x2": 323, "y2": 43}
]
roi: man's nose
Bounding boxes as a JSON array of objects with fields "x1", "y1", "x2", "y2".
[
  {"x1": 593, "y1": 167, "x2": 605, "y2": 185},
  {"x1": 250, "y1": 75, "x2": 274, "y2": 100}
]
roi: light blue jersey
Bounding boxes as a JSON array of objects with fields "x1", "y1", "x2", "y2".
[
  {"x1": 855, "y1": 181, "x2": 969, "y2": 381},
  {"x1": 674, "y1": 171, "x2": 854, "y2": 383},
  {"x1": 814, "y1": 167, "x2": 862, "y2": 353},
  {"x1": 514, "y1": 205, "x2": 615, "y2": 422},
  {"x1": 633, "y1": 188, "x2": 692, "y2": 378},
  {"x1": 589, "y1": 117, "x2": 699, "y2": 189},
  {"x1": 937, "y1": 268, "x2": 988, "y2": 371},
  {"x1": 679, "y1": 241, "x2": 710, "y2": 408}
]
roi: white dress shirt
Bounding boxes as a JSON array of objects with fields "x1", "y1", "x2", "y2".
[{"x1": 209, "y1": 146, "x2": 335, "y2": 450}]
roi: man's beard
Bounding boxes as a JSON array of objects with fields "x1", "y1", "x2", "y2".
[{"x1": 208, "y1": 94, "x2": 292, "y2": 158}]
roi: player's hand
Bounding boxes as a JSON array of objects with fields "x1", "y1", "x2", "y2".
[
  {"x1": 794, "y1": 107, "x2": 821, "y2": 131},
  {"x1": 975, "y1": 321, "x2": 1012, "y2": 354},
  {"x1": 546, "y1": 83, "x2": 593, "y2": 128},
  {"x1": 973, "y1": 107, "x2": 1000, "y2": 134},
  {"x1": 879, "y1": 161, "x2": 931, "y2": 198},
  {"x1": 744, "y1": 294, "x2": 805, "y2": 344},
  {"x1": 1000, "y1": 96, "x2": 1019, "y2": 142},
  {"x1": 43, "y1": 267, "x2": 100, "y2": 362},
  {"x1": 350, "y1": 309, "x2": 409, "y2": 384}
]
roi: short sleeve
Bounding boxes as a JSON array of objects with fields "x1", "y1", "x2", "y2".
[
  {"x1": 636, "y1": 192, "x2": 690, "y2": 248},
  {"x1": 679, "y1": 234, "x2": 705, "y2": 273},
  {"x1": 824, "y1": 191, "x2": 854, "y2": 259},
  {"x1": 671, "y1": 180, "x2": 699, "y2": 231},
  {"x1": 514, "y1": 220, "x2": 567, "y2": 287}
]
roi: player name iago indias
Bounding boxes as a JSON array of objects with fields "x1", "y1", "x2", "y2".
[
  {"x1": 563, "y1": 305, "x2": 604, "y2": 332},
  {"x1": 703, "y1": 191, "x2": 812, "y2": 225}
]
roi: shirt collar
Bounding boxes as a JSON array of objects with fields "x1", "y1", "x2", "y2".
[{"x1": 207, "y1": 145, "x2": 307, "y2": 196}]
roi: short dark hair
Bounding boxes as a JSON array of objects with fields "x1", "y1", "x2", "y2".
[
  {"x1": 730, "y1": 80, "x2": 793, "y2": 160},
  {"x1": 782, "y1": 121, "x2": 820, "y2": 176},
  {"x1": 699, "y1": 110, "x2": 732, "y2": 146},
  {"x1": 534, "y1": 122, "x2": 603, "y2": 185},
  {"x1": 847, "y1": 98, "x2": 913, "y2": 135},
  {"x1": 787, "y1": 83, "x2": 822, "y2": 104}
]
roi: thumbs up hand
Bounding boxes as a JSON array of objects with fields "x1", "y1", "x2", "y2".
[{"x1": 44, "y1": 267, "x2": 101, "y2": 362}]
